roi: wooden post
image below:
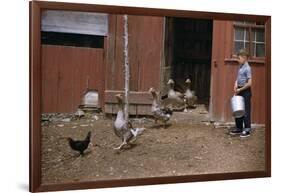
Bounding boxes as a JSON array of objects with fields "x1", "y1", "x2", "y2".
[{"x1": 123, "y1": 14, "x2": 130, "y2": 121}]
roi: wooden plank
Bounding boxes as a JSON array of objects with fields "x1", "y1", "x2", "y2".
[
  {"x1": 41, "y1": 10, "x2": 108, "y2": 36},
  {"x1": 129, "y1": 105, "x2": 137, "y2": 115},
  {"x1": 41, "y1": 45, "x2": 59, "y2": 112},
  {"x1": 104, "y1": 104, "x2": 153, "y2": 116},
  {"x1": 105, "y1": 15, "x2": 117, "y2": 90},
  {"x1": 128, "y1": 15, "x2": 140, "y2": 91},
  {"x1": 137, "y1": 105, "x2": 153, "y2": 115},
  {"x1": 108, "y1": 15, "x2": 164, "y2": 92},
  {"x1": 210, "y1": 20, "x2": 227, "y2": 121},
  {"x1": 104, "y1": 104, "x2": 113, "y2": 114},
  {"x1": 219, "y1": 21, "x2": 228, "y2": 121},
  {"x1": 137, "y1": 16, "x2": 163, "y2": 91},
  {"x1": 104, "y1": 90, "x2": 152, "y2": 104},
  {"x1": 105, "y1": 103, "x2": 137, "y2": 114},
  {"x1": 57, "y1": 46, "x2": 74, "y2": 112},
  {"x1": 112, "y1": 15, "x2": 125, "y2": 90}
]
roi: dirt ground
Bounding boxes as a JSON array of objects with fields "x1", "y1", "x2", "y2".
[{"x1": 41, "y1": 105, "x2": 265, "y2": 185}]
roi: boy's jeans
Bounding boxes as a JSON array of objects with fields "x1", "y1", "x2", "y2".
[{"x1": 235, "y1": 87, "x2": 252, "y2": 132}]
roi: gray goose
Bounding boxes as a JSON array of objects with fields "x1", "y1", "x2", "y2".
[
  {"x1": 113, "y1": 94, "x2": 145, "y2": 150},
  {"x1": 149, "y1": 88, "x2": 173, "y2": 126}
]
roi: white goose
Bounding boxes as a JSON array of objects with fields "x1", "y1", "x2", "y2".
[
  {"x1": 164, "y1": 79, "x2": 185, "y2": 111},
  {"x1": 113, "y1": 94, "x2": 145, "y2": 150},
  {"x1": 184, "y1": 78, "x2": 197, "y2": 109},
  {"x1": 167, "y1": 79, "x2": 184, "y2": 99}
]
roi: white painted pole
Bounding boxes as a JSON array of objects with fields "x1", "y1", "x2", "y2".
[{"x1": 123, "y1": 14, "x2": 130, "y2": 122}]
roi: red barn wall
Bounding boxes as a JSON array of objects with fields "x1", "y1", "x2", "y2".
[{"x1": 41, "y1": 45, "x2": 104, "y2": 113}]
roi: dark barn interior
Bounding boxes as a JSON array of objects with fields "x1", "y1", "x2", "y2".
[{"x1": 165, "y1": 18, "x2": 213, "y2": 105}]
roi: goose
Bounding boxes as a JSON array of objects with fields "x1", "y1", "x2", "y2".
[
  {"x1": 163, "y1": 79, "x2": 185, "y2": 111},
  {"x1": 113, "y1": 94, "x2": 145, "y2": 150},
  {"x1": 149, "y1": 88, "x2": 173, "y2": 126},
  {"x1": 167, "y1": 79, "x2": 184, "y2": 99},
  {"x1": 184, "y1": 78, "x2": 198, "y2": 109}
]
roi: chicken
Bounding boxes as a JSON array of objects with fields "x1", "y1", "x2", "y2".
[
  {"x1": 67, "y1": 131, "x2": 91, "y2": 156},
  {"x1": 184, "y1": 79, "x2": 198, "y2": 109},
  {"x1": 149, "y1": 87, "x2": 173, "y2": 126},
  {"x1": 167, "y1": 79, "x2": 184, "y2": 99},
  {"x1": 113, "y1": 94, "x2": 145, "y2": 150}
]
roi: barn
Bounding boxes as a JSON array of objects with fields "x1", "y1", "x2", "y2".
[{"x1": 41, "y1": 10, "x2": 268, "y2": 124}]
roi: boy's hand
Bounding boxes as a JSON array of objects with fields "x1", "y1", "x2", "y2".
[{"x1": 235, "y1": 88, "x2": 241, "y2": 95}]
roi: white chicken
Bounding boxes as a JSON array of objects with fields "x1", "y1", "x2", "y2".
[
  {"x1": 184, "y1": 78, "x2": 198, "y2": 109},
  {"x1": 149, "y1": 88, "x2": 173, "y2": 126},
  {"x1": 113, "y1": 94, "x2": 145, "y2": 150}
]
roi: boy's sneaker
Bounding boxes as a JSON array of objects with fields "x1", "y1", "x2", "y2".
[
  {"x1": 230, "y1": 128, "x2": 243, "y2": 135},
  {"x1": 240, "y1": 131, "x2": 251, "y2": 138}
]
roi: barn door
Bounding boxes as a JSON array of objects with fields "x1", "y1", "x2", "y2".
[
  {"x1": 104, "y1": 15, "x2": 165, "y2": 115},
  {"x1": 209, "y1": 20, "x2": 231, "y2": 122}
]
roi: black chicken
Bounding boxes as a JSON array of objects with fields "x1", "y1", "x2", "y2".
[{"x1": 67, "y1": 131, "x2": 91, "y2": 156}]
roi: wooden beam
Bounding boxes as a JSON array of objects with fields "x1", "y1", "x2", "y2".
[{"x1": 104, "y1": 90, "x2": 153, "y2": 105}]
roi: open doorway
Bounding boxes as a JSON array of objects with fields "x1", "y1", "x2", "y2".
[{"x1": 163, "y1": 17, "x2": 213, "y2": 108}]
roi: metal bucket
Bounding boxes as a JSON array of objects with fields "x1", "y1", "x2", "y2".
[{"x1": 231, "y1": 95, "x2": 245, "y2": 118}]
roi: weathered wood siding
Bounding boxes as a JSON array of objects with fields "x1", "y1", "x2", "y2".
[
  {"x1": 210, "y1": 20, "x2": 266, "y2": 124},
  {"x1": 104, "y1": 15, "x2": 164, "y2": 114},
  {"x1": 41, "y1": 45, "x2": 104, "y2": 113}
]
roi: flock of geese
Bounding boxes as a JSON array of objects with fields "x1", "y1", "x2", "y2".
[{"x1": 113, "y1": 78, "x2": 197, "y2": 150}]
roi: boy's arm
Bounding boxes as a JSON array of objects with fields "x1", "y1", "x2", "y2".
[{"x1": 237, "y1": 79, "x2": 252, "y2": 92}]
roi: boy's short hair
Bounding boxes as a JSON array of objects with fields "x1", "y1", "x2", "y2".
[{"x1": 237, "y1": 48, "x2": 249, "y2": 57}]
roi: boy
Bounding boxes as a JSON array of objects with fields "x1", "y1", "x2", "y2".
[{"x1": 230, "y1": 49, "x2": 252, "y2": 138}]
